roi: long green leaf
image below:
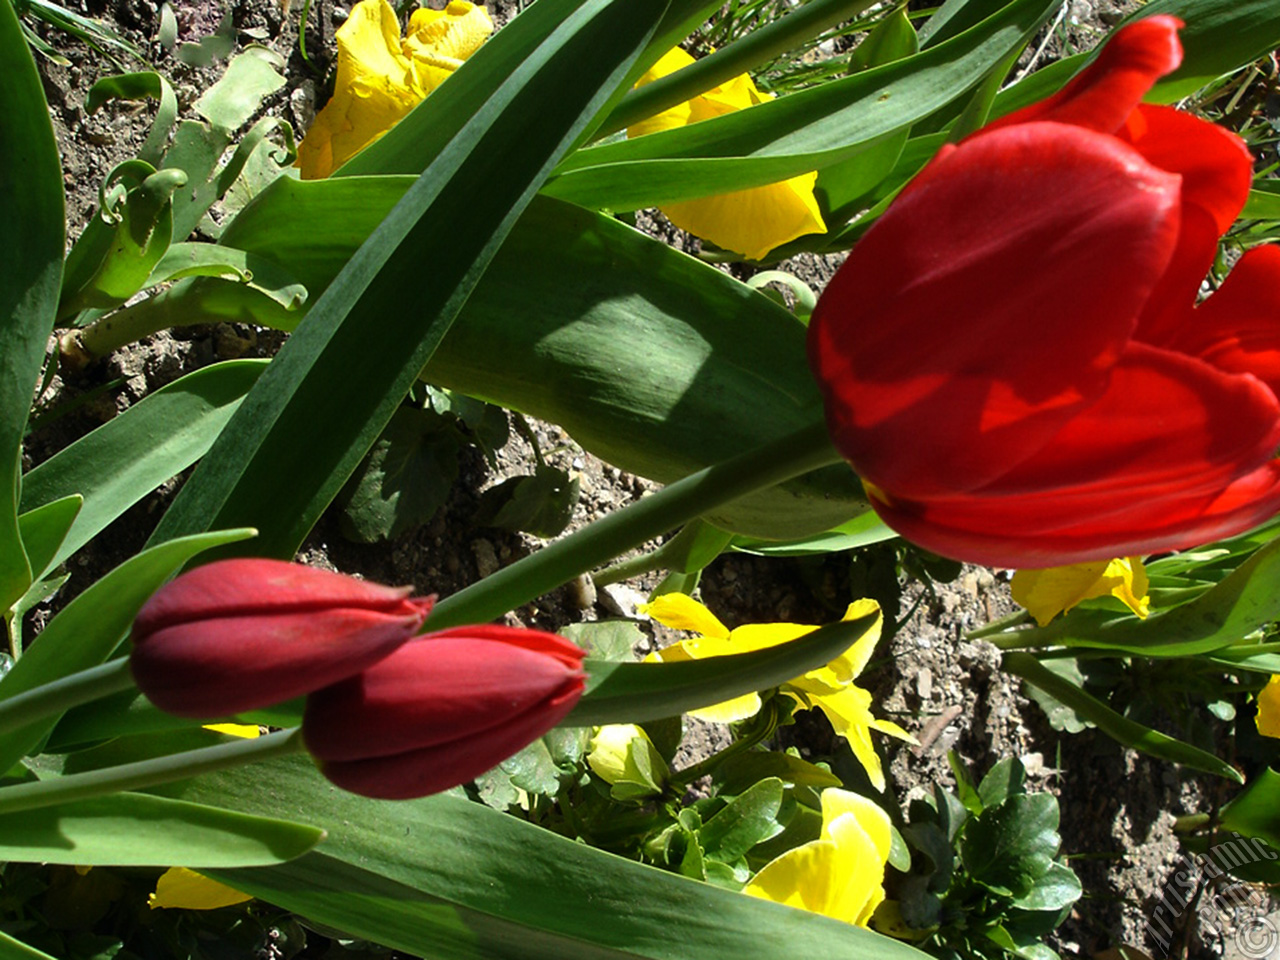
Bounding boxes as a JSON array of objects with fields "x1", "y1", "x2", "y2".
[
  {"x1": 0, "y1": 0, "x2": 64, "y2": 611},
  {"x1": 0, "y1": 529, "x2": 255, "y2": 773},
  {"x1": 0, "y1": 930, "x2": 58, "y2": 960},
  {"x1": 185, "y1": 757, "x2": 928, "y2": 960},
  {"x1": 1003, "y1": 652, "x2": 1242, "y2": 782},
  {"x1": 996, "y1": 536, "x2": 1280, "y2": 658},
  {"x1": 149, "y1": 0, "x2": 666, "y2": 560},
  {"x1": 21, "y1": 361, "x2": 267, "y2": 567},
  {"x1": 0, "y1": 791, "x2": 322, "y2": 867},
  {"x1": 541, "y1": 0, "x2": 1057, "y2": 210}
]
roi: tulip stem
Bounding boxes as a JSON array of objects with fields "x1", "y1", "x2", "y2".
[
  {"x1": 0, "y1": 729, "x2": 306, "y2": 816},
  {"x1": 0, "y1": 658, "x2": 136, "y2": 737},
  {"x1": 428, "y1": 422, "x2": 845, "y2": 629}
]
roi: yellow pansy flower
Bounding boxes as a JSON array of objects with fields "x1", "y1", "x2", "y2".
[
  {"x1": 744, "y1": 787, "x2": 891, "y2": 926},
  {"x1": 149, "y1": 867, "x2": 253, "y2": 910},
  {"x1": 626, "y1": 48, "x2": 827, "y2": 261},
  {"x1": 203, "y1": 722, "x2": 261, "y2": 738},
  {"x1": 1257, "y1": 675, "x2": 1280, "y2": 739},
  {"x1": 642, "y1": 594, "x2": 913, "y2": 791},
  {"x1": 587, "y1": 723, "x2": 669, "y2": 799},
  {"x1": 297, "y1": 0, "x2": 493, "y2": 179},
  {"x1": 1011, "y1": 557, "x2": 1150, "y2": 628}
]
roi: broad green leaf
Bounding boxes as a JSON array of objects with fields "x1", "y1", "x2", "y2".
[
  {"x1": 185, "y1": 756, "x2": 929, "y2": 960},
  {"x1": 149, "y1": 0, "x2": 667, "y2": 561},
  {"x1": 1002, "y1": 652, "x2": 1242, "y2": 782},
  {"x1": 0, "y1": 792, "x2": 322, "y2": 867},
  {"x1": 541, "y1": 0, "x2": 1058, "y2": 210},
  {"x1": 977, "y1": 756, "x2": 1026, "y2": 809},
  {"x1": 479, "y1": 465, "x2": 580, "y2": 539},
  {"x1": 1220, "y1": 768, "x2": 1280, "y2": 851},
  {"x1": 1244, "y1": 183, "x2": 1280, "y2": 220},
  {"x1": 146, "y1": 243, "x2": 307, "y2": 309},
  {"x1": 698, "y1": 777, "x2": 784, "y2": 863},
  {"x1": 0, "y1": 529, "x2": 255, "y2": 772},
  {"x1": 0, "y1": 929, "x2": 58, "y2": 960},
  {"x1": 21, "y1": 361, "x2": 267, "y2": 568},
  {"x1": 568, "y1": 613, "x2": 878, "y2": 725},
  {"x1": 0, "y1": 0, "x2": 64, "y2": 611},
  {"x1": 15, "y1": 496, "x2": 81, "y2": 584},
  {"x1": 1010, "y1": 861, "x2": 1083, "y2": 912},
  {"x1": 960, "y1": 794, "x2": 1058, "y2": 897},
  {"x1": 1139, "y1": 0, "x2": 1280, "y2": 102},
  {"x1": 731, "y1": 510, "x2": 893, "y2": 557},
  {"x1": 1001, "y1": 536, "x2": 1280, "y2": 658}
]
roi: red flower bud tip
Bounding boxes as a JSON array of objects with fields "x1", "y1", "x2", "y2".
[
  {"x1": 808, "y1": 16, "x2": 1280, "y2": 568},
  {"x1": 130, "y1": 559, "x2": 434, "y2": 718},
  {"x1": 302, "y1": 625, "x2": 587, "y2": 800}
]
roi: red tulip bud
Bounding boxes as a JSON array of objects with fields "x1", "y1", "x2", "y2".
[
  {"x1": 130, "y1": 559, "x2": 434, "y2": 718},
  {"x1": 302, "y1": 625, "x2": 587, "y2": 799}
]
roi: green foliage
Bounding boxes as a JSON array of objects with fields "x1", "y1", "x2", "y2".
[{"x1": 894, "y1": 756, "x2": 1081, "y2": 960}]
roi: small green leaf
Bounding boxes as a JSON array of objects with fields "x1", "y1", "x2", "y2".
[
  {"x1": 978, "y1": 756, "x2": 1026, "y2": 809},
  {"x1": 1010, "y1": 860, "x2": 1082, "y2": 912},
  {"x1": 961, "y1": 794, "x2": 1059, "y2": 898},
  {"x1": 85, "y1": 71, "x2": 178, "y2": 168},
  {"x1": 337, "y1": 406, "x2": 463, "y2": 543},
  {"x1": 712, "y1": 750, "x2": 841, "y2": 796},
  {"x1": 560, "y1": 619, "x2": 643, "y2": 662},
  {"x1": 698, "y1": 778, "x2": 784, "y2": 863},
  {"x1": 480, "y1": 465, "x2": 581, "y2": 539},
  {"x1": 947, "y1": 750, "x2": 983, "y2": 814},
  {"x1": 0, "y1": 792, "x2": 322, "y2": 867}
]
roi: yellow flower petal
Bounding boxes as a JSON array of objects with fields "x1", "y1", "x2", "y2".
[
  {"x1": 405, "y1": 2, "x2": 493, "y2": 93},
  {"x1": 626, "y1": 47, "x2": 826, "y2": 259},
  {"x1": 586, "y1": 723, "x2": 668, "y2": 797},
  {"x1": 1012, "y1": 556, "x2": 1150, "y2": 627},
  {"x1": 1258, "y1": 675, "x2": 1280, "y2": 739},
  {"x1": 641, "y1": 592, "x2": 730, "y2": 638},
  {"x1": 745, "y1": 788, "x2": 890, "y2": 927},
  {"x1": 203, "y1": 723, "x2": 261, "y2": 738},
  {"x1": 148, "y1": 868, "x2": 252, "y2": 910}
]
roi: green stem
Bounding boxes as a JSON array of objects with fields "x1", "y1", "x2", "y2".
[
  {"x1": 0, "y1": 658, "x2": 136, "y2": 737},
  {"x1": 670, "y1": 699, "x2": 779, "y2": 787},
  {"x1": 0, "y1": 728, "x2": 305, "y2": 816},
  {"x1": 428, "y1": 422, "x2": 843, "y2": 629},
  {"x1": 591, "y1": 548, "x2": 668, "y2": 589},
  {"x1": 595, "y1": 0, "x2": 879, "y2": 138},
  {"x1": 965, "y1": 608, "x2": 1030, "y2": 640}
]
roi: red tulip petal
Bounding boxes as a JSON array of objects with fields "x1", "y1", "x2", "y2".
[
  {"x1": 984, "y1": 15, "x2": 1182, "y2": 136},
  {"x1": 425, "y1": 624, "x2": 587, "y2": 670},
  {"x1": 130, "y1": 608, "x2": 427, "y2": 717},
  {"x1": 992, "y1": 343, "x2": 1280, "y2": 498},
  {"x1": 1156, "y1": 245, "x2": 1280, "y2": 395},
  {"x1": 809, "y1": 122, "x2": 1180, "y2": 498},
  {"x1": 304, "y1": 633, "x2": 586, "y2": 762},
  {"x1": 135, "y1": 558, "x2": 429, "y2": 635},
  {"x1": 316, "y1": 685, "x2": 583, "y2": 800},
  {"x1": 870, "y1": 460, "x2": 1280, "y2": 568}
]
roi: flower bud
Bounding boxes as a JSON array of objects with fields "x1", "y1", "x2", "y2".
[
  {"x1": 303, "y1": 625, "x2": 587, "y2": 799},
  {"x1": 130, "y1": 559, "x2": 433, "y2": 718}
]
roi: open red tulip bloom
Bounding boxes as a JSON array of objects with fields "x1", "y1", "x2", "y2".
[
  {"x1": 808, "y1": 16, "x2": 1280, "y2": 567},
  {"x1": 303, "y1": 625, "x2": 587, "y2": 800},
  {"x1": 131, "y1": 559, "x2": 433, "y2": 717}
]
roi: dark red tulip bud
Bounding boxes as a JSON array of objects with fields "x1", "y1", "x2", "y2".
[
  {"x1": 130, "y1": 559, "x2": 434, "y2": 718},
  {"x1": 303, "y1": 625, "x2": 587, "y2": 800}
]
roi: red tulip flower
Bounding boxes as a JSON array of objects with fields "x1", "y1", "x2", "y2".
[
  {"x1": 303, "y1": 625, "x2": 587, "y2": 799},
  {"x1": 131, "y1": 559, "x2": 433, "y2": 718},
  {"x1": 808, "y1": 16, "x2": 1280, "y2": 567}
]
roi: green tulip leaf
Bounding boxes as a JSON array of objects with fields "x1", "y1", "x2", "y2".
[
  {"x1": 0, "y1": 929, "x2": 59, "y2": 960},
  {"x1": 15, "y1": 496, "x2": 81, "y2": 585},
  {"x1": 85, "y1": 70, "x2": 180, "y2": 168},
  {"x1": 21, "y1": 361, "x2": 267, "y2": 569},
  {"x1": 0, "y1": 0, "x2": 64, "y2": 613},
  {"x1": 0, "y1": 792, "x2": 322, "y2": 868},
  {"x1": 568, "y1": 612, "x2": 878, "y2": 725},
  {"x1": 180, "y1": 756, "x2": 929, "y2": 960},
  {"x1": 145, "y1": 243, "x2": 308, "y2": 309},
  {"x1": 148, "y1": 0, "x2": 667, "y2": 562}
]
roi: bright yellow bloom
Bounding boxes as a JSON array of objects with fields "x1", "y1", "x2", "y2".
[
  {"x1": 744, "y1": 788, "x2": 890, "y2": 926},
  {"x1": 1011, "y1": 557, "x2": 1150, "y2": 627},
  {"x1": 203, "y1": 722, "x2": 261, "y2": 738},
  {"x1": 627, "y1": 48, "x2": 826, "y2": 261},
  {"x1": 297, "y1": 0, "x2": 492, "y2": 178},
  {"x1": 587, "y1": 723, "x2": 669, "y2": 799},
  {"x1": 149, "y1": 867, "x2": 253, "y2": 910},
  {"x1": 642, "y1": 594, "x2": 913, "y2": 791},
  {"x1": 1257, "y1": 675, "x2": 1280, "y2": 738}
]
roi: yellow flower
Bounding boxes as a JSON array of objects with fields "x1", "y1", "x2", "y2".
[
  {"x1": 642, "y1": 594, "x2": 913, "y2": 791},
  {"x1": 148, "y1": 867, "x2": 253, "y2": 910},
  {"x1": 587, "y1": 723, "x2": 669, "y2": 799},
  {"x1": 626, "y1": 48, "x2": 826, "y2": 261},
  {"x1": 1011, "y1": 557, "x2": 1150, "y2": 628},
  {"x1": 1257, "y1": 675, "x2": 1280, "y2": 738},
  {"x1": 744, "y1": 787, "x2": 890, "y2": 926},
  {"x1": 297, "y1": 0, "x2": 493, "y2": 179},
  {"x1": 203, "y1": 722, "x2": 261, "y2": 738}
]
